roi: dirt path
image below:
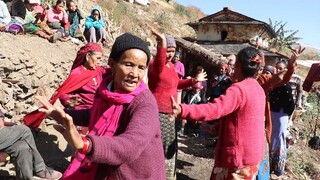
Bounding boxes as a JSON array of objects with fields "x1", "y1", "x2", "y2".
[{"x1": 177, "y1": 136, "x2": 215, "y2": 179}]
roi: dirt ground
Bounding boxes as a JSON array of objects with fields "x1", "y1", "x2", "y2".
[{"x1": 1, "y1": 117, "x2": 320, "y2": 180}]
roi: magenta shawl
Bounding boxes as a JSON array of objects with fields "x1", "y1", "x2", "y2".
[{"x1": 62, "y1": 77, "x2": 147, "y2": 179}]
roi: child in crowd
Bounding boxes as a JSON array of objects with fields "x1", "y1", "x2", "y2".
[
  {"x1": 66, "y1": 0, "x2": 85, "y2": 42},
  {"x1": 23, "y1": 0, "x2": 62, "y2": 43},
  {"x1": 84, "y1": 6, "x2": 107, "y2": 46},
  {"x1": 46, "y1": 0, "x2": 70, "y2": 41}
]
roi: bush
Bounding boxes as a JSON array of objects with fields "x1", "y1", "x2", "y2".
[
  {"x1": 154, "y1": 11, "x2": 170, "y2": 32},
  {"x1": 175, "y1": 4, "x2": 191, "y2": 18}
]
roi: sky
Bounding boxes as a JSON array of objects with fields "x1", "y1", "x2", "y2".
[{"x1": 176, "y1": 0, "x2": 320, "y2": 49}]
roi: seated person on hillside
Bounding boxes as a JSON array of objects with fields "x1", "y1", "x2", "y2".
[
  {"x1": 23, "y1": 0, "x2": 62, "y2": 43},
  {"x1": 0, "y1": 1, "x2": 11, "y2": 31},
  {"x1": 10, "y1": 0, "x2": 26, "y2": 19},
  {"x1": 0, "y1": 110, "x2": 62, "y2": 179},
  {"x1": 46, "y1": 0, "x2": 70, "y2": 41},
  {"x1": 66, "y1": 0, "x2": 85, "y2": 42},
  {"x1": 84, "y1": 6, "x2": 107, "y2": 46}
]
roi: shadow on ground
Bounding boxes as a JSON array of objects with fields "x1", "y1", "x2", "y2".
[
  {"x1": 34, "y1": 125, "x2": 73, "y2": 172},
  {"x1": 178, "y1": 136, "x2": 216, "y2": 158}
]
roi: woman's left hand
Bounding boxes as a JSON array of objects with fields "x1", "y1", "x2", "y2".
[
  {"x1": 194, "y1": 69, "x2": 208, "y2": 82},
  {"x1": 36, "y1": 96, "x2": 84, "y2": 151}
]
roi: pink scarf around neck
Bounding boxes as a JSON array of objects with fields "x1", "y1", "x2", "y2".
[{"x1": 62, "y1": 77, "x2": 147, "y2": 180}]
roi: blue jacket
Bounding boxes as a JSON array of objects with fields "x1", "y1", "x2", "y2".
[{"x1": 84, "y1": 6, "x2": 105, "y2": 30}]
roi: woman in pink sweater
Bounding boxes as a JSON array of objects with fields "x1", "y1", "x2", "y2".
[
  {"x1": 172, "y1": 47, "x2": 266, "y2": 179},
  {"x1": 46, "y1": 0, "x2": 70, "y2": 41}
]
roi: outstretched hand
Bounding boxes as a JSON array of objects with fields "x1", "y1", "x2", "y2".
[
  {"x1": 170, "y1": 96, "x2": 182, "y2": 121},
  {"x1": 36, "y1": 96, "x2": 83, "y2": 150},
  {"x1": 290, "y1": 45, "x2": 305, "y2": 62},
  {"x1": 150, "y1": 26, "x2": 166, "y2": 48},
  {"x1": 195, "y1": 69, "x2": 208, "y2": 82}
]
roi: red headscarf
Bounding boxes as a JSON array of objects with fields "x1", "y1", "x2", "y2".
[
  {"x1": 24, "y1": 43, "x2": 106, "y2": 129},
  {"x1": 71, "y1": 43, "x2": 103, "y2": 70}
]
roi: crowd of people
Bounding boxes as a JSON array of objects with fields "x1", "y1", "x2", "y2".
[
  {"x1": 0, "y1": 1, "x2": 314, "y2": 180},
  {"x1": 0, "y1": 0, "x2": 107, "y2": 44}
]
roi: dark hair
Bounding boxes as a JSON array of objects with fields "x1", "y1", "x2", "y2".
[
  {"x1": 55, "y1": 0, "x2": 65, "y2": 7},
  {"x1": 110, "y1": 33, "x2": 151, "y2": 65},
  {"x1": 276, "y1": 59, "x2": 288, "y2": 67},
  {"x1": 66, "y1": 0, "x2": 75, "y2": 9},
  {"x1": 92, "y1": 9, "x2": 100, "y2": 16},
  {"x1": 237, "y1": 47, "x2": 262, "y2": 77}
]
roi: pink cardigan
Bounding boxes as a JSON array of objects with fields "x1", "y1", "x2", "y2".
[
  {"x1": 181, "y1": 78, "x2": 265, "y2": 168},
  {"x1": 46, "y1": 9, "x2": 68, "y2": 24}
]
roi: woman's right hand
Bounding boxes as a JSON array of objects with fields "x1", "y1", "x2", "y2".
[{"x1": 36, "y1": 96, "x2": 84, "y2": 151}]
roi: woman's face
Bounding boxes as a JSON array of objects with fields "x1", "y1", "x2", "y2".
[
  {"x1": 166, "y1": 47, "x2": 176, "y2": 62},
  {"x1": 55, "y1": 2, "x2": 65, "y2": 12},
  {"x1": 111, "y1": 49, "x2": 147, "y2": 93},
  {"x1": 68, "y1": 2, "x2": 77, "y2": 11},
  {"x1": 276, "y1": 62, "x2": 286, "y2": 73},
  {"x1": 85, "y1": 52, "x2": 102, "y2": 70},
  {"x1": 92, "y1": 10, "x2": 100, "y2": 21}
]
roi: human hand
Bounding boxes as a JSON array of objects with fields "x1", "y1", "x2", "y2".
[
  {"x1": 150, "y1": 27, "x2": 166, "y2": 48},
  {"x1": 67, "y1": 95, "x2": 82, "y2": 108},
  {"x1": 170, "y1": 96, "x2": 182, "y2": 121},
  {"x1": 36, "y1": 96, "x2": 83, "y2": 150},
  {"x1": 194, "y1": 69, "x2": 207, "y2": 82},
  {"x1": 289, "y1": 46, "x2": 305, "y2": 62}
]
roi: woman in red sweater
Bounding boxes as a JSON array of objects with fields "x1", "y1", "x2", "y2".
[
  {"x1": 148, "y1": 28, "x2": 207, "y2": 179},
  {"x1": 172, "y1": 47, "x2": 265, "y2": 179}
]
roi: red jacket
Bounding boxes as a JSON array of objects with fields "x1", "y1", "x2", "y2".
[
  {"x1": 148, "y1": 48, "x2": 193, "y2": 114},
  {"x1": 181, "y1": 78, "x2": 265, "y2": 168}
]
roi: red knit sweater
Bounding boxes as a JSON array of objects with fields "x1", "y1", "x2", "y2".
[
  {"x1": 181, "y1": 78, "x2": 265, "y2": 169},
  {"x1": 148, "y1": 48, "x2": 193, "y2": 114}
]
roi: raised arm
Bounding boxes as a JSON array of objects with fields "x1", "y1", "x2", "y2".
[
  {"x1": 150, "y1": 27, "x2": 167, "y2": 73},
  {"x1": 275, "y1": 46, "x2": 305, "y2": 87}
]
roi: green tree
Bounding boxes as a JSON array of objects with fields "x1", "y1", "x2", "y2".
[{"x1": 268, "y1": 18, "x2": 301, "y2": 51}]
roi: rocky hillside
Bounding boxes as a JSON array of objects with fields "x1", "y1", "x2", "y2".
[{"x1": 0, "y1": 0, "x2": 205, "y2": 122}]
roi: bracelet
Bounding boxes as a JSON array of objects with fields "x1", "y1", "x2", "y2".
[{"x1": 79, "y1": 136, "x2": 89, "y2": 154}]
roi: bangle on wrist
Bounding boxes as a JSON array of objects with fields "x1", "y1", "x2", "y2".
[{"x1": 79, "y1": 135, "x2": 89, "y2": 154}]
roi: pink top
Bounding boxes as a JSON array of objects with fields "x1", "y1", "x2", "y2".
[
  {"x1": 181, "y1": 78, "x2": 265, "y2": 168},
  {"x1": 46, "y1": 9, "x2": 68, "y2": 24},
  {"x1": 59, "y1": 66, "x2": 106, "y2": 109},
  {"x1": 148, "y1": 48, "x2": 193, "y2": 114}
]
